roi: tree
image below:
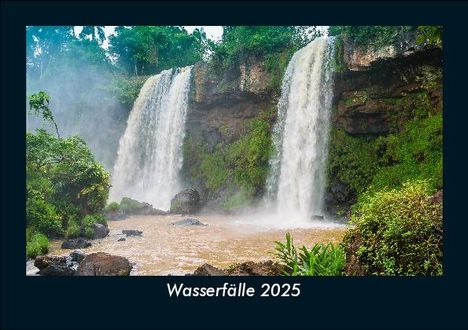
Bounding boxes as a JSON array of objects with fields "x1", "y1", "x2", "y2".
[
  {"x1": 79, "y1": 26, "x2": 106, "y2": 44},
  {"x1": 109, "y1": 26, "x2": 211, "y2": 75},
  {"x1": 28, "y1": 91, "x2": 60, "y2": 138}
]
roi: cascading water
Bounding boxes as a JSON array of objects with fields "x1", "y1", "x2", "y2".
[
  {"x1": 265, "y1": 37, "x2": 335, "y2": 223},
  {"x1": 109, "y1": 66, "x2": 193, "y2": 211}
]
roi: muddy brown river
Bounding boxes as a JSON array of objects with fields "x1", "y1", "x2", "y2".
[{"x1": 48, "y1": 213, "x2": 347, "y2": 275}]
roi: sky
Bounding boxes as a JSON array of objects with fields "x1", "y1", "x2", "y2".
[{"x1": 74, "y1": 26, "x2": 224, "y2": 49}]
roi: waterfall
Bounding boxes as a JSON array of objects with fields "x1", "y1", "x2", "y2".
[
  {"x1": 109, "y1": 66, "x2": 193, "y2": 211},
  {"x1": 265, "y1": 37, "x2": 335, "y2": 222}
]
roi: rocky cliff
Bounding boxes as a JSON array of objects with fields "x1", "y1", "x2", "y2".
[{"x1": 181, "y1": 33, "x2": 443, "y2": 213}]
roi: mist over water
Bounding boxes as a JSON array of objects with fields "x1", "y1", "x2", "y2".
[
  {"x1": 26, "y1": 58, "x2": 128, "y2": 171},
  {"x1": 265, "y1": 37, "x2": 336, "y2": 224},
  {"x1": 109, "y1": 66, "x2": 193, "y2": 210}
]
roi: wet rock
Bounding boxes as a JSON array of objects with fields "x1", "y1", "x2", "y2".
[
  {"x1": 171, "y1": 218, "x2": 207, "y2": 227},
  {"x1": 92, "y1": 223, "x2": 109, "y2": 239},
  {"x1": 61, "y1": 238, "x2": 91, "y2": 249},
  {"x1": 191, "y1": 263, "x2": 226, "y2": 276},
  {"x1": 69, "y1": 250, "x2": 86, "y2": 263},
  {"x1": 26, "y1": 259, "x2": 40, "y2": 276},
  {"x1": 225, "y1": 260, "x2": 284, "y2": 276},
  {"x1": 75, "y1": 252, "x2": 132, "y2": 276},
  {"x1": 117, "y1": 237, "x2": 126, "y2": 242},
  {"x1": 170, "y1": 189, "x2": 201, "y2": 214},
  {"x1": 122, "y1": 230, "x2": 142, "y2": 237},
  {"x1": 34, "y1": 255, "x2": 77, "y2": 276}
]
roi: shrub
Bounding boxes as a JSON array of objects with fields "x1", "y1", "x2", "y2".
[
  {"x1": 343, "y1": 181, "x2": 443, "y2": 276},
  {"x1": 105, "y1": 202, "x2": 120, "y2": 212},
  {"x1": 26, "y1": 232, "x2": 49, "y2": 259},
  {"x1": 65, "y1": 216, "x2": 81, "y2": 238},
  {"x1": 274, "y1": 233, "x2": 345, "y2": 276},
  {"x1": 26, "y1": 187, "x2": 63, "y2": 237}
]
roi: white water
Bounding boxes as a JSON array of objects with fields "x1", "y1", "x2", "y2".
[
  {"x1": 109, "y1": 66, "x2": 193, "y2": 210},
  {"x1": 265, "y1": 37, "x2": 335, "y2": 223}
]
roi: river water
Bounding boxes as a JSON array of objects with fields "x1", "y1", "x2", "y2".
[{"x1": 49, "y1": 214, "x2": 346, "y2": 275}]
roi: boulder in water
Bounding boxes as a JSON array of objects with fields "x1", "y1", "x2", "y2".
[
  {"x1": 92, "y1": 223, "x2": 109, "y2": 239},
  {"x1": 117, "y1": 237, "x2": 126, "y2": 242},
  {"x1": 122, "y1": 229, "x2": 143, "y2": 237},
  {"x1": 75, "y1": 252, "x2": 132, "y2": 276},
  {"x1": 191, "y1": 263, "x2": 226, "y2": 276},
  {"x1": 61, "y1": 238, "x2": 91, "y2": 249},
  {"x1": 171, "y1": 218, "x2": 207, "y2": 227},
  {"x1": 170, "y1": 189, "x2": 201, "y2": 214}
]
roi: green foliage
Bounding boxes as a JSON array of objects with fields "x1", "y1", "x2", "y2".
[
  {"x1": 112, "y1": 75, "x2": 151, "y2": 108},
  {"x1": 327, "y1": 129, "x2": 379, "y2": 195},
  {"x1": 343, "y1": 181, "x2": 443, "y2": 275},
  {"x1": 119, "y1": 197, "x2": 146, "y2": 212},
  {"x1": 329, "y1": 26, "x2": 415, "y2": 49},
  {"x1": 182, "y1": 110, "x2": 274, "y2": 209},
  {"x1": 65, "y1": 217, "x2": 81, "y2": 238},
  {"x1": 212, "y1": 26, "x2": 320, "y2": 70},
  {"x1": 26, "y1": 186, "x2": 63, "y2": 237},
  {"x1": 369, "y1": 114, "x2": 443, "y2": 195},
  {"x1": 28, "y1": 91, "x2": 60, "y2": 138},
  {"x1": 227, "y1": 117, "x2": 274, "y2": 193},
  {"x1": 416, "y1": 26, "x2": 442, "y2": 48},
  {"x1": 109, "y1": 26, "x2": 212, "y2": 75},
  {"x1": 26, "y1": 231, "x2": 50, "y2": 259},
  {"x1": 327, "y1": 111, "x2": 442, "y2": 205},
  {"x1": 105, "y1": 202, "x2": 120, "y2": 212},
  {"x1": 274, "y1": 233, "x2": 345, "y2": 276}
]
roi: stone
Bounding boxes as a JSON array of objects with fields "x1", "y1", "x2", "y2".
[
  {"x1": 119, "y1": 197, "x2": 168, "y2": 216},
  {"x1": 117, "y1": 237, "x2": 126, "y2": 242},
  {"x1": 171, "y1": 218, "x2": 207, "y2": 227},
  {"x1": 191, "y1": 263, "x2": 226, "y2": 276},
  {"x1": 34, "y1": 255, "x2": 77, "y2": 276},
  {"x1": 69, "y1": 250, "x2": 86, "y2": 263},
  {"x1": 61, "y1": 238, "x2": 91, "y2": 249},
  {"x1": 122, "y1": 230, "x2": 142, "y2": 237},
  {"x1": 170, "y1": 189, "x2": 201, "y2": 214},
  {"x1": 75, "y1": 252, "x2": 132, "y2": 276},
  {"x1": 92, "y1": 223, "x2": 109, "y2": 239}
]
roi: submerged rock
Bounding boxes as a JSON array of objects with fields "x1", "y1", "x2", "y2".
[
  {"x1": 117, "y1": 237, "x2": 126, "y2": 242},
  {"x1": 122, "y1": 229, "x2": 142, "y2": 237},
  {"x1": 170, "y1": 189, "x2": 201, "y2": 214},
  {"x1": 92, "y1": 223, "x2": 109, "y2": 239},
  {"x1": 61, "y1": 238, "x2": 91, "y2": 249},
  {"x1": 171, "y1": 218, "x2": 207, "y2": 227},
  {"x1": 75, "y1": 252, "x2": 132, "y2": 276}
]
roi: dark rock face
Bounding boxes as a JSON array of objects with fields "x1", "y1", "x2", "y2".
[
  {"x1": 61, "y1": 238, "x2": 91, "y2": 249},
  {"x1": 92, "y1": 223, "x2": 109, "y2": 239},
  {"x1": 75, "y1": 252, "x2": 132, "y2": 276},
  {"x1": 122, "y1": 230, "x2": 142, "y2": 237},
  {"x1": 171, "y1": 218, "x2": 207, "y2": 227},
  {"x1": 170, "y1": 189, "x2": 201, "y2": 214},
  {"x1": 332, "y1": 43, "x2": 442, "y2": 135},
  {"x1": 117, "y1": 237, "x2": 126, "y2": 242}
]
